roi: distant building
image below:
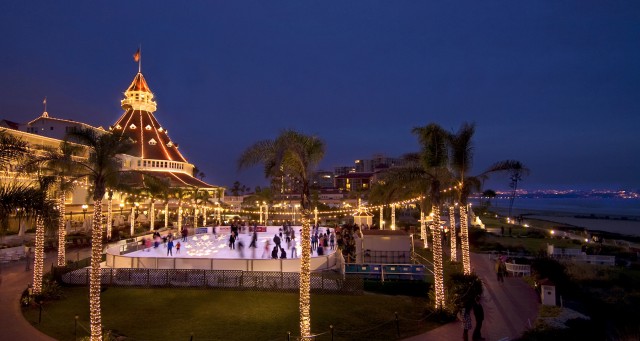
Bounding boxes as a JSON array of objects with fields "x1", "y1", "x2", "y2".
[
  {"x1": 311, "y1": 170, "x2": 335, "y2": 189},
  {"x1": 335, "y1": 172, "x2": 373, "y2": 192},
  {"x1": 334, "y1": 166, "x2": 356, "y2": 176}
]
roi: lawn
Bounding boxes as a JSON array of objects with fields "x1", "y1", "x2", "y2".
[{"x1": 24, "y1": 287, "x2": 439, "y2": 341}]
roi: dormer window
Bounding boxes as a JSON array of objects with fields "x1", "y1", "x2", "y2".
[
  {"x1": 145, "y1": 125, "x2": 152, "y2": 130},
  {"x1": 115, "y1": 124, "x2": 122, "y2": 129},
  {"x1": 158, "y1": 127, "x2": 164, "y2": 132},
  {"x1": 129, "y1": 124, "x2": 137, "y2": 129},
  {"x1": 166, "y1": 141, "x2": 173, "y2": 147},
  {"x1": 149, "y1": 138, "x2": 157, "y2": 145}
]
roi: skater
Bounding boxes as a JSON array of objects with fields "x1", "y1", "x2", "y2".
[
  {"x1": 290, "y1": 241, "x2": 297, "y2": 258},
  {"x1": 167, "y1": 238, "x2": 174, "y2": 256},
  {"x1": 273, "y1": 234, "x2": 281, "y2": 249},
  {"x1": 249, "y1": 231, "x2": 258, "y2": 248},
  {"x1": 237, "y1": 239, "x2": 245, "y2": 258},
  {"x1": 145, "y1": 237, "x2": 152, "y2": 251},
  {"x1": 182, "y1": 226, "x2": 188, "y2": 242},
  {"x1": 271, "y1": 246, "x2": 279, "y2": 259},
  {"x1": 176, "y1": 241, "x2": 181, "y2": 254},
  {"x1": 229, "y1": 233, "x2": 236, "y2": 250},
  {"x1": 329, "y1": 232, "x2": 335, "y2": 250},
  {"x1": 280, "y1": 247, "x2": 287, "y2": 259},
  {"x1": 262, "y1": 239, "x2": 271, "y2": 258}
]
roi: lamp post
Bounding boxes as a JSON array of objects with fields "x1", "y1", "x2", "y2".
[{"x1": 82, "y1": 204, "x2": 88, "y2": 221}]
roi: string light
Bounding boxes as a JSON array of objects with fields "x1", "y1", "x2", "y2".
[
  {"x1": 299, "y1": 209, "x2": 312, "y2": 338},
  {"x1": 107, "y1": 197, "x2": 113, "y2": 240},
  {"x1": 430, "y1": 206, "x2": 445, "y2": 309},
  {"x1": 420, "y1": 209, "x2": 427, "y2": 248},
  {"x1": 32, "y1": 215, "x2": 45, "y2": 295},
  {"x1": 89, "y1": 201, "x2": 103, "y2": 341},
  {"x1": 449, "y1": 205, "x2": 457, "y2": 262},
  {"x1": 391, "y1": 204, "x2": 396, "y2": 230},
  {"x1": 57, "y1": 193, "x2": 66, "y2": 266},
  {"x1": 150, "y1": 200, "x2": 155, "y2": 231},
  {"x1": 460, "y1": 204, "x2": 471, "y2": 275}
]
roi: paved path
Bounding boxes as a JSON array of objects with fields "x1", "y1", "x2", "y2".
[
  {"x1": 0, "y1": 247, "x2": 90, "y2": 341},
  {"x1": 404, "y1": 252, "x2": 539, "y2": 341}
]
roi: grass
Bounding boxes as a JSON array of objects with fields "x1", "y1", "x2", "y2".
[{"x1": 24, "y1": 287, "x2": 439, "y2": 341}]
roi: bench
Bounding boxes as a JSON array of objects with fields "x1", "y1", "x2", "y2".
[{"x1": 505, "y1": 263, "x2": 531, "y2": 277}]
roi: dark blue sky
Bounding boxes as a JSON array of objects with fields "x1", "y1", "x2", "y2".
[{"x1": 1, "y1": 1, "x2": 638, "y2": 191}]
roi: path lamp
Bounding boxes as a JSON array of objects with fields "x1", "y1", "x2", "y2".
[
  {"x1": 82, "y1": 204, "x2": 88, "y2": 221},
  {"x1": 119, "y1": 203, "x2": 124, "y2": 219}
]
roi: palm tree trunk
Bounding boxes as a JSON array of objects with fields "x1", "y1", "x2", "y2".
[
  {"x1": 431, "y1": 205, "x2": 445, "y2": 309},
  {"x1": 299, "y1": 209, "x2": 312, "y2": 338},
  {"x1": 449, "y1": 206, "x2": 457, "y2": 262},
  {"x1": 164, "y1": 202, "x2": 169, "y2": 229},
  {"x1": 106, "y1": 197, "x2": 113, "y2": 240},
  {"x1": 460, "y1": 204, "x2": 471, "y2": 275},
  {"x1": 57, "y1": 193, "x2": 67, "y2": 266},
  {"x1": 89, "y1": 200, "x2": 103, "y2": 341},
  {"x1": 32, "y1": 215, "x2": 45, "y2": 295},
  {"x1": 130, "y1": 206, "x2": 135, "y2": 236},
  {"x1": 150, "y1": 200, "x2": 155, "y2": 231},
  {"x1": 177, "y1": 202, "x2": 182, "y2": 231}
]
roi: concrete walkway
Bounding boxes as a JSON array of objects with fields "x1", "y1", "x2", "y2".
[
  {"x1": 0, "y1": 247, "x2": 90, "y2": 341},
  {"x1": 404, "y1": 253, "x2": 540, "y2": 341}
]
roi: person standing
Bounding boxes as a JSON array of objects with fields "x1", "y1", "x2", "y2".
[
  {"x1": 273, "y1": 234, "x2": 281, "y2": 249},
  {"x1": 290, "y1": 235, "x2": 297, "y2": 258},
  {"x1": 461, "y1": 302, "x2": 472, "y2": 341},
  {"x1": 495, "y1": 258, "x2": 505, "y2": 283},
  {"x1": 249, "y1": 231, "x2": 258, "y2": 248},
  {"x1": 175, "y1": 241, "x2": 181, "y2": 254},
  {"x1": 167, "y1": 238, "x2": 174, "y2": 256},
  {"x1": 229, "y1": 233, "x2": 236, "y2": 250},
  {"x1": 472, "y1": 296, "x2": 485, "y2": 341}
]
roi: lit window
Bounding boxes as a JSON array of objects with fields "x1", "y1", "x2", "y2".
[
  {"x1": 149, "y1": 138, "x2": 157, "y2": 145},
  {"x1": 115, "y1": 124, "x2": 122, "y2": 129},
  {"x1": 167, "y1": 141, "x2": 173, "y2": 147},
  {"x1": 130, "y1": 124, "x2": 137, "y2": 129},
  {"x1": 145, "y1": 125, "x2": 152, "y2": 130},
  {"x1": 158, "y1": 127, "x2": 164, "y2": 132}
]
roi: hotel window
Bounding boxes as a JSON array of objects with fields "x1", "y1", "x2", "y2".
[{"x1": 130, "y1": 124, "x2": 137, "y2": 129}]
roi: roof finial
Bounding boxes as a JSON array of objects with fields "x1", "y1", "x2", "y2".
[{"x1": 133, "y1": 45, "x2": 141, "y2": 73}]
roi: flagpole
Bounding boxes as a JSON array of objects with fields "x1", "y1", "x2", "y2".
[
  {"x1": 43, "y1": 96, "x2": 47, "y2": 112},
  {"x1": 138, "y1": 44, "x2": 142, "y2": 73}
]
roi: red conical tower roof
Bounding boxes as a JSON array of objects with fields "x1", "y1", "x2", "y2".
[{"x1": 126, "y1": 72, "x2": 152, "y2": 93}]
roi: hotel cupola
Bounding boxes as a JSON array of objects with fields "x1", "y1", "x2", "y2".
[{"x1": 111, "y1": 71, "x2": 216, "y2": 189}]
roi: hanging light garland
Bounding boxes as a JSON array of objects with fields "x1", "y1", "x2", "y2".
[
  {"x1": 460, "y1": 204, "x2": 471, "y2": 275},
  {"x1": 32, "y1": 215, "x2": 45, "y2": 295},
  {"x1": 449, "y1": 205, "x2": 457, "y2": 262},
  {"x1": 57, "y1": 194, "x2": 67, "y2": 267},
  {"x1": 89, "y1": 201, "x2": 103, "y2": 341},
  {"x1": 299, "y1": 209, "x2": 312, "y2": 338},
  {"x1": 431, "y1": 206, "x2": 445, "y2": 310}
]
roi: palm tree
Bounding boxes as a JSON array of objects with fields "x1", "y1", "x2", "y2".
[
  {"x1": 0, "y1": 129, "x2": 30, "y2": 240},
  {"x1": 449, "y1": 123, "x2": 529, "y2": 275},
  {"x1": 238, "y1": 129, "x2": 325, "y2": 338},
  {"x1": 66, "y1": 127, "x2": 133, "y2": 341},
  {"x1": 412, "y1": 124, "x2": 449, "y2": 310},
  {"x1": 30, "y1": 175, "x2": 57, "y2": 295},
  {"x1": 448, "y1": 123, "x2": 478, "y2": 275},
  {"x1": 172, "y1": 187, "x2": 193, "y2": 232},
  {"x1": 142, "y1": 175, "x2": 170, "y2": 231},
  {"x1": 30, "y1": 142, "x2": 84, "y2": 266},
  {"x1": 0, "y1": 129, "x2": 29, "y2": 169}
]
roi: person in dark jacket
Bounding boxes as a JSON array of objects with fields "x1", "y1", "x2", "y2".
[
  {"x1": 273, "y1": 234, "x2": 281, "y2": 249},
  {"x1": 472, "y1": 296, "x2": 485, "y2": 341},
  {"x1": 271, "y1": 246, "x2": 279, "y2": 259}
]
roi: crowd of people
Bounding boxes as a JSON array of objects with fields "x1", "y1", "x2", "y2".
[{"x1": 135, "y1": 222, "x2": 359, "y2": 260}]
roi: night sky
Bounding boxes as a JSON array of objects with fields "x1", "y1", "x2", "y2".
[{"x1": 1, "y1": 1, "x2": 638, "y2": 191}]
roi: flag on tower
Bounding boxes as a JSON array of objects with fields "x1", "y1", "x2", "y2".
[{"x1": 133, "y1": 48, "x2": 141, "y2": 62}]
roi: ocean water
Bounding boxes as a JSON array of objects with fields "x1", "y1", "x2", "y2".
[
  {"x1": 471, "y1": 197, "x2": 640, "y2": 236},
  {"x1": 474, "y1": 197, "x2": 640, "y2": 217}
]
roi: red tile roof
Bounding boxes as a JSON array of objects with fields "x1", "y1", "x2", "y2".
[
  {"x1": 127, "y1": 72, "x2": 152, "y2": 93},
  {"x1": 112, "y1": 109, "x2": 187, "y2": 162}
]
